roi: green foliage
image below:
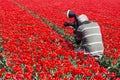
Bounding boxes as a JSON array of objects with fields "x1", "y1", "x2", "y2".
[
  {"x1": 0, "y1": 56, "x2": 5, "y2": 68},
  {"x1": 0, "y1": 38, "x2": 4, "y2": 53},
  {"x1": 98, "y1": 55, "x2": 120, "y2": 77},
  {"x1": 0, "y1": 38, "x2": 5, "y2": 69},
  {"x1": 0, "y1": 46, "x2": 4, "y2": 54},
  {"x1": 32, "y1": 73, "x2": 40, "y2": 80}
]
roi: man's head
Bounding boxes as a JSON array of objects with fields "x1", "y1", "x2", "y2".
[
  {"x1": 77, "y1": 14, "x2": 89, "y2": 23},
  {"x1": 64, "y1": 10, "x2": 89, "y2": 29}
]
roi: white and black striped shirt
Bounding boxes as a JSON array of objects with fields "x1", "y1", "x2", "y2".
[{"x1": 77, "y1": 22, "x2": 104, "y2": 56}]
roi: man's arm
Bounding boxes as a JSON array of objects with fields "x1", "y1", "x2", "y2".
[{"x1": 74, "y1": 30, "x2": 82, "y2": 45}]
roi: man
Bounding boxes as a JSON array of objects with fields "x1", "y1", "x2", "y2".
[{"x1": 64, "y1": 10, "x2": 104, "y2": 59}]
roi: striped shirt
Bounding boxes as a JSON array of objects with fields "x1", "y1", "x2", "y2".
[{"x1": 77, "y1": 22, "x2": 104, "y2": 56}]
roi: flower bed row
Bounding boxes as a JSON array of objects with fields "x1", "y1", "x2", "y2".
[
  {"x1": 16, "y1": 0, "x2": 120, "y2": 29},
  {"x1": 16, "y1": 0, "x2": 120, "y2": 55},
  {"x1": 16, "y1": 0, "x2": 120, "y2": 77}
]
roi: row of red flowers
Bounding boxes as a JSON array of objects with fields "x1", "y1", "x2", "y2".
[
  {"x1": 0, "y1": 0, "x2": 120, "y2": 80},
  {"x1": 16, "y1": 0, "x2": 120, "y2": 61},
  {"x1": 16, "y1": 0, "x2": 120, "y2": 78}
]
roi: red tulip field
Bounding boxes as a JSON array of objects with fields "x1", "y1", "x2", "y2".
[{"x1": 0, "y1": 0, "x2": 120, "y2": 80}]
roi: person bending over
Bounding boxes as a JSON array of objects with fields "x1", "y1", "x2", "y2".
[{"x1": 64, "y1": 10, "x2": 104, "y2": 59}]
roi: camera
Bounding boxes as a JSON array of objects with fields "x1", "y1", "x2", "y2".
[{"x1": 64, "y1": 22, "x2": 74, "y2": 26}]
